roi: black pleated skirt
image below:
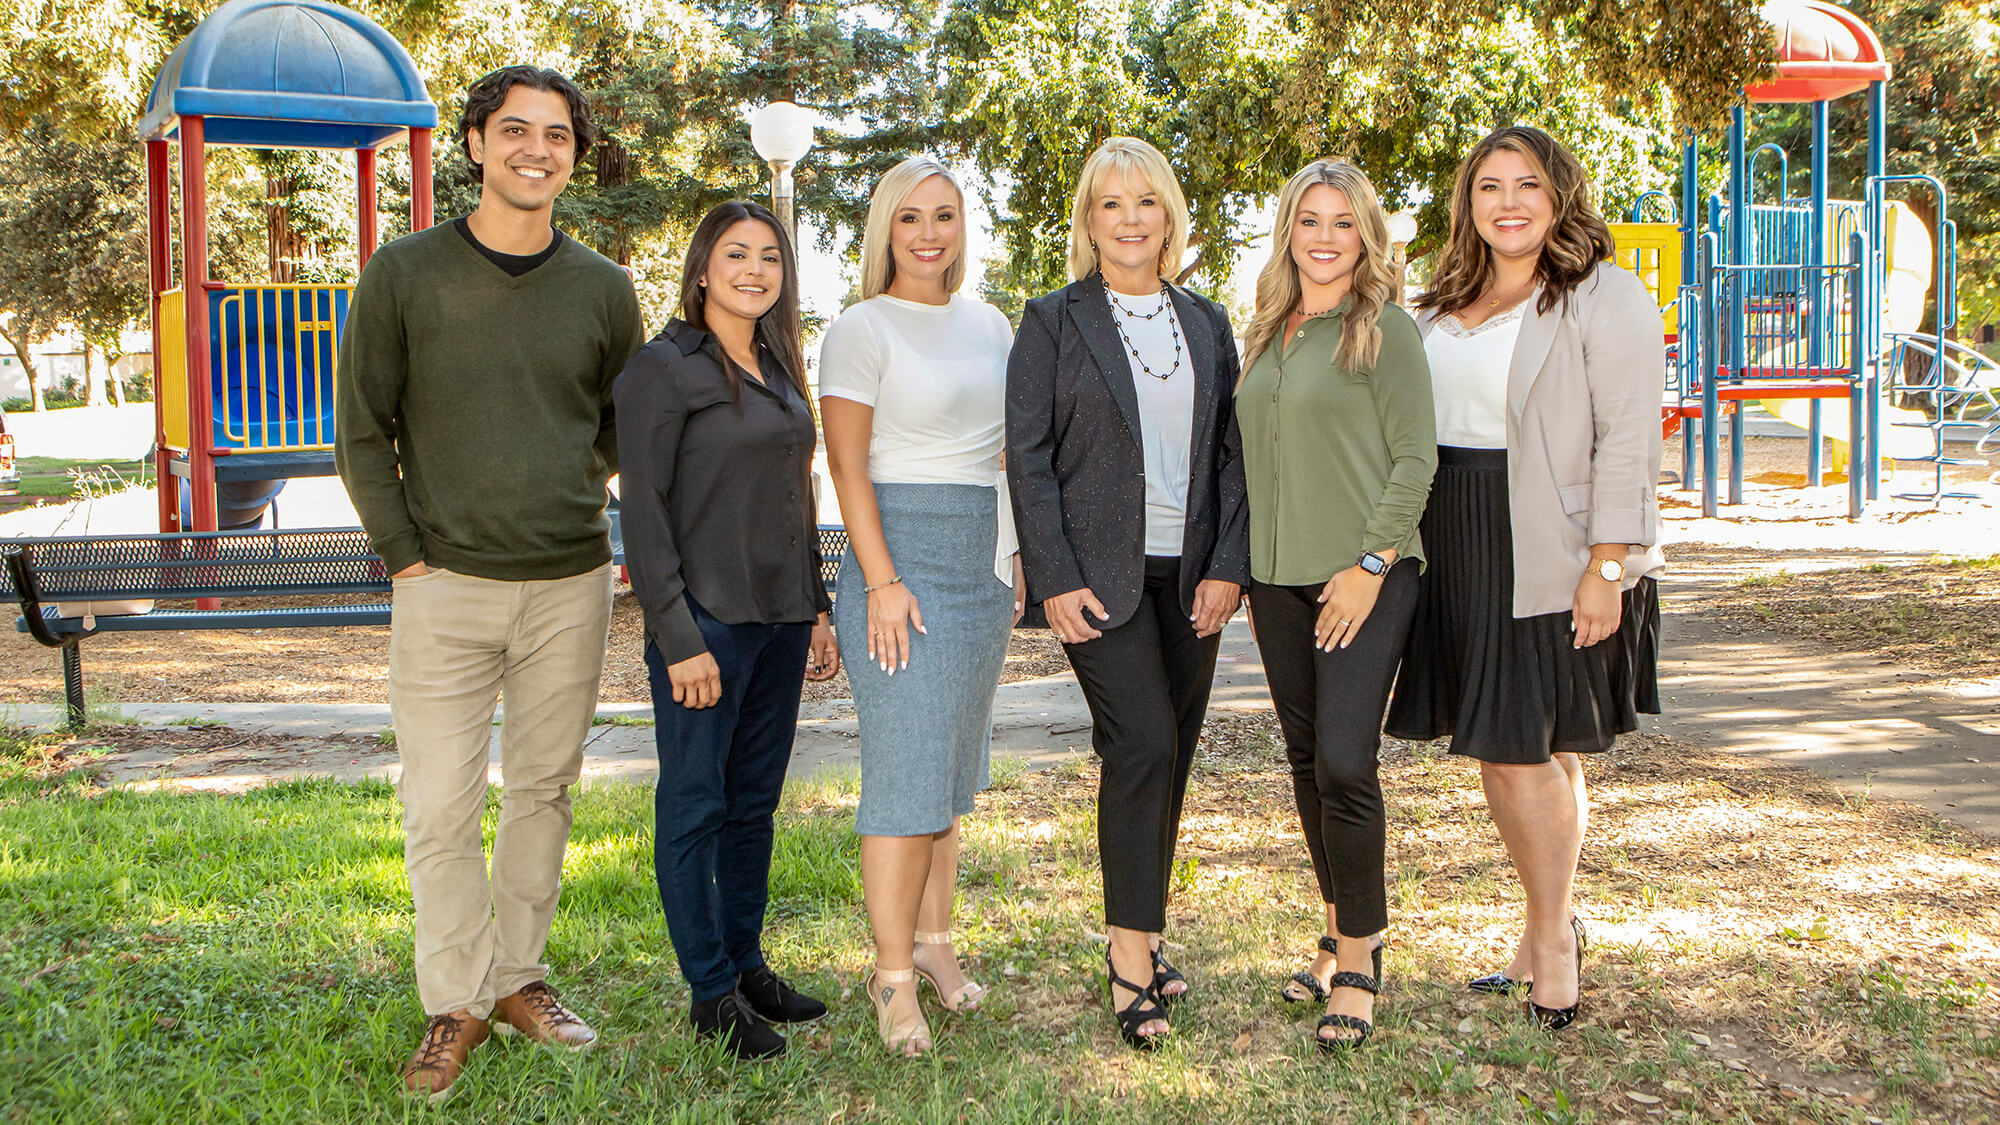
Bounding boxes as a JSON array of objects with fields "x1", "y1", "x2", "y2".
[{"x1": 1385, "y1": 446, "x2": 1659, "y2": 763}]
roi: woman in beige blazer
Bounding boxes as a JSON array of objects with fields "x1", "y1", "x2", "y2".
[{"x1": 1385, "y1": 126, "x2": 1665, "y2": 1032}]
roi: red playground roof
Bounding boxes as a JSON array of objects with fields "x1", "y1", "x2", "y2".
[{"x1": 1747, "y1": 0, "x2": 1893, "y2": 103}]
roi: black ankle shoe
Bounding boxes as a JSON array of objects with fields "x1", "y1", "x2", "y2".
[
  {"x1": 690, "y1": 989, "x2": 787, "y2": 1060},
  {"x1": 738, "y1": 964, "x2": 827, "y2": 1024}
]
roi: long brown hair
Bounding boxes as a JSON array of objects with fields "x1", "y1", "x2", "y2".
[
  {"x1": 1414, "y1": 126, "x2": 1614, "y2": 317},
  {"x1": 1240, "y1": 159, "x2": 1403, "y2": 378},
  {"x1": 677, "y1": 201, "x2": 808, "y2": 404}
]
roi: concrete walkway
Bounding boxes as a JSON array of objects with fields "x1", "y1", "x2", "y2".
[{"x1": 17, "y1": 593, "x2": 1999, "y2": 839}]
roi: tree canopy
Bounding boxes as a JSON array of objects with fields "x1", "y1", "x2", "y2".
[{"x1": 9, "y1": 0, "x2": 1998, "y2": 391}]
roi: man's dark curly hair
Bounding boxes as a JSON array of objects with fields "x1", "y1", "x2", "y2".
[{"x1": 458, "y1": 66, "x2": 595, "y2": 173}]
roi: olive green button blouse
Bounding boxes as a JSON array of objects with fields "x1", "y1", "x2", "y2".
[{"x1": 1235, "y1": 300, "x2": 1437, "y2": 586}]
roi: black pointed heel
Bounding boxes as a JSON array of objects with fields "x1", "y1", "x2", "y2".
[
  {"x1": 1316, "y1": 970, "x2": 1380, "y2": 1052},
  {"x1": 1525, "y1": 915, "x2": 1587, "y2": 1031},
  {"x1": 1470, "y1": 915, "x2": 1584, "y2": 996},
  {"x1": 1106, "y1": 953, "x2": 1170, "y2": 1050}
]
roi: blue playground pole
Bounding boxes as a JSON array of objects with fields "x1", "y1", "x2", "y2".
[
  {"x1": 1728, "y1": 105, "x2": 1750, "y2": 506},
  {"x1": 1865, "y1": 79, "x2": 1887, "y2": 500},
  {"x1": 1680, "y1": 134, "x2": 1700, "y2": 492},
  {"x1": 1751, "y1": 143, "x2": 1790, "y2": 203},
  {"x1": 1848, "y1": 231, "x2": 1867, "y2": 517},
  {"x1": 1680, "y1": 135, "x2": 1700, "y2": 276},
  {"x1": 1807, "y1": 101, "x2": 1830, "y2": 486},
  {"x1": 1701, "y1": 234, "x2": 1722, "y2": 518}
]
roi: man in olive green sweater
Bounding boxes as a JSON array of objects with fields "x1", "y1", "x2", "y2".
[{"x1": 335, "y1": 66, "x2": 644, "y2": 1102}]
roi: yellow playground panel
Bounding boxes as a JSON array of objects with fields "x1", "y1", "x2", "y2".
[{"x1": 1607, "y1": 223, "x2": 1682, "y2": 334}]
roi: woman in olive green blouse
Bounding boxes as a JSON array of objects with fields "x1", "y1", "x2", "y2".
[{"x1": 1236, "y1": 159, "x2": 1436, "y2": 1052}]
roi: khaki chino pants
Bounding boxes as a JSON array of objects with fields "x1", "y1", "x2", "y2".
[{"x1": 389, "y1": 562, "x2": 615, "y2": 1018}]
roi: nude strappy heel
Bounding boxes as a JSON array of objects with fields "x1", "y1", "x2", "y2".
[
  {"x1": 866, "y1": 966, "x2": 932, "y2": 1056},
  {"x1": 912, "y1": 930, "x2": 988, "y2": 1012}
]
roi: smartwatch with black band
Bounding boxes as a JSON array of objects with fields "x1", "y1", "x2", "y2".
[{"x1": 1357, "y1": 550, "x2": 1391, "y2": 577}]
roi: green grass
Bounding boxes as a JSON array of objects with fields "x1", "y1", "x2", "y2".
[
  {"x1": 590, "y1": 713, "x2": 655, "y2": 727},
  {"x1": 1, "y1": 723, "x2": 1995, "y2": 1123},
  {"x1": 2, "y1": 455, "x2": 152, "y2": 511}
]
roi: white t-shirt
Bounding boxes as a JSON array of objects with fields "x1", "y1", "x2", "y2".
[
  {"x1": 1426, "y1": 302, "x2": 1523, "y2": 449},
  {"x1": 818, "y1": 292, "x2": 1019, "y2": 583},
  {"x1": 1107, "y1": 287, "x2": 1195, "y2": 555}
]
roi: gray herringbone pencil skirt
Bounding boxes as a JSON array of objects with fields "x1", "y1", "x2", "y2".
[{"x1": 836, "y1": 483, "x2": 1013, "y2": 836}]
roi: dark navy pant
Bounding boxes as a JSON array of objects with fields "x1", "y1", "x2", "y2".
[{"x1": 646, "y1": 596, "x2": 811, "y2": 1003}]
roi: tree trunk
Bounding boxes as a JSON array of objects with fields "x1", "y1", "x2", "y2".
[
  {"x1": 597, "y1": 136, "x2": 633, "y2": 265},
  {"x1": 83, "y1": 341, "x2": 105, "y2": 406},
  {"x1": 0, "y1": 321, "x2": 43, "y2": 410}
]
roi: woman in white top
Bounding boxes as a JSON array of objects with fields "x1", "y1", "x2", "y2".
[
  {"x1": 1386, "y1": 126, "x2": 1665, "y2": 1032},
  {"x1": 820, "y1": 156, "x2": 1022, "y2": 1056}
]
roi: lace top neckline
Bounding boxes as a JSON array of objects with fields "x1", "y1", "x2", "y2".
[{"x1": 1436, "y1": 299, "x2": 1528, "y2": 339}]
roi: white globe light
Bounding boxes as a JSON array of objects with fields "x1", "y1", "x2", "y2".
[
  {"x1": 750, "y1": 102, "x2": 817, "y2": 164},
  {"x1": 1387, "y1": 209, "x2": 1420, "y2": 246}
]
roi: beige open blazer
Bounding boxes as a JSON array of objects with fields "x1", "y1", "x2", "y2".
[{"x1": 1417, "y1": 261, "x2": 1668, "y2": 618}]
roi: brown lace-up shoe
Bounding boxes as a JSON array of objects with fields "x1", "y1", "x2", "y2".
[
  {"x1": 493, "y1": 981, "x2": 598, "y2": 1049},
  {"x1": 400, "y1": 1010, "x2": 489, "y2": 1101}
]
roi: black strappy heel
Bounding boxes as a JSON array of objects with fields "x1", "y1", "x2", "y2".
[
  {"x1": 1150, "y1": 946, "x2": 1188, "y2": 1006},
  {"x1": 1316, "y1": 969, "x2": 1380, "y2": 1052},
  {"x1": 1284, "y1": 936, "x2": 1383, "y2": 1003},
  {"x1": 1106, "y1": 952, "x2": 1170, "y2": 1050},
  {"x1": 1283, "y1": 935, "x2": 1337, "y2": 1003}
]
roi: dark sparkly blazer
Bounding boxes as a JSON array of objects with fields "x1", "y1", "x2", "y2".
[{"x1": 1005, "y1": 273, "x2": 1251, "y2": 629}]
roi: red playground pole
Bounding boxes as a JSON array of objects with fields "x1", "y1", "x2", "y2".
[
  {"x1": 410, "y1": 127, "x2": 434, "y2": 231},
  {"x1": 356, "y1": 147, "x2": 379, "y2": 270},
  {"x1": 180, "y1": 116, "x2": 219, "y2": 538},
  {"x1": 146, "y1": 139, "x2": 177, "y2": 533}
]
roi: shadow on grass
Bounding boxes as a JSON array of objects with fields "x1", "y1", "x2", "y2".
[{"x1": 3, "y1": 725, "x2": 1997, "y2": 1123}]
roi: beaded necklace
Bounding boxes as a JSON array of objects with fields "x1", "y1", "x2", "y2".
[{"x1": 1108, "y1": 288, "x2": 1184, "y2": 381}]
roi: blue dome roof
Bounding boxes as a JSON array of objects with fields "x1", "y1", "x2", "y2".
[{"x1": 139, "y1": 0, "x2": 437, "y2": 150}]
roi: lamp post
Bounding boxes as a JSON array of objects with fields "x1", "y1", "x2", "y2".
[
  {"x1": 749, "y1": 101, "x2": 817, "y2": 241},
  {"x1": 1386, "y1": 209, "x2": 1419, "y2": 248}
]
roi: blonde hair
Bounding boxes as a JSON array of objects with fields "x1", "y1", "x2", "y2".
[
  {"x1": 1241, "y1": 160, "x2": 1404, "y2": 378},
  {"x1": 1066, "y1": 137, "x2": 1190, "y2": 282},
  {"x1": 859, "y1": 156, "x2": 968, "y2": 301}
]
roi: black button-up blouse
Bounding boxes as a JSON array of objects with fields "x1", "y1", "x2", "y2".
[{"x1": 613, "y1": 319, "x2": 829, "y2": 664}]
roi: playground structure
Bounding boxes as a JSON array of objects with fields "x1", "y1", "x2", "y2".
[
  {"x1": 128, "y1": 1, "x2": 1997, "y2": 532},
  {"x1": 139, "y1": 0, "x2": 436, "y2": 534},
  {"x1": 1614, "y1": 0, "x2": 1999, "y2": 517}
]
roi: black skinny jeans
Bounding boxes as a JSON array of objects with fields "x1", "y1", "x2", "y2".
[
  {"x1": 1063, "y1": 556, "x2": 1223, "y2": 933},
  {"x1": 1249, "y1": 564, "x2": 1418, "y2": 939}
]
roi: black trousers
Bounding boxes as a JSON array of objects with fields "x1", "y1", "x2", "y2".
[
  {"x1": 1248, "y1": 564, "x2": 1418, "y2": 939},
  {"x1": 1063, "y1": 556, "x2": 1223, "y2": 933}
]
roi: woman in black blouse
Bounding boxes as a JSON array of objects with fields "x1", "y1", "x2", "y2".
[{"x1": 613, "y1": 201, "x2": 840, "y2": 1061}]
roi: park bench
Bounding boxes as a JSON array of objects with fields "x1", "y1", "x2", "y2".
[{"x1": 4, "y1": 523, "x2": 853, "y2": 726}]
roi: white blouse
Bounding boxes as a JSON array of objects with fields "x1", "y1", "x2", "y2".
[
  {"x1": 1425, "y1": 301, "x2": 1524, "y2": 449},
  {"x1": 1107, "y1": 287, "x2": 1195, "y2": 555},
  {"x1": 818, "y1": 293, "x2": 1019, "y2": 584}
]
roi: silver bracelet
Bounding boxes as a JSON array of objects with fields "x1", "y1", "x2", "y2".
[{"x1": 864, "y1": 575, "x2": 903, "y2": 593}]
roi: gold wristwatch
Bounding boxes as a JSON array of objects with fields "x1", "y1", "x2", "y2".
[{"x1": 1593, "y1": 558, "x2": 1625, "y2": 583}]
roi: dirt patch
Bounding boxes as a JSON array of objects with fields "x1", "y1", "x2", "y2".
[
  {"x1": 1702, "y1": 556, "x2": 2000, "y2": 679},
  {"x1": 53, "y1": 723, "x2": 395, "y2": 786},
  {"x1": 0, "y1": 590, "x2": 1073, "y2": 707},
  {"x1": 962, "y1": 713, "x2": 2000, "y2": 1123}
]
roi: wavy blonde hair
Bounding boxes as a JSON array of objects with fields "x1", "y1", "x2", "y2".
[
  {"x1": 1066, "y1": 137, "x2": 1189, "y2": 282},
  {"x1": 859, "y1": 156, "x2": 968, "y2": 301},
  {"x1": 1241, "y1": 160, "x2": 1403, "y2": 378},
  {"x1": 1414, "y1": 126, "x2": 1614, "y2": 317}
]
